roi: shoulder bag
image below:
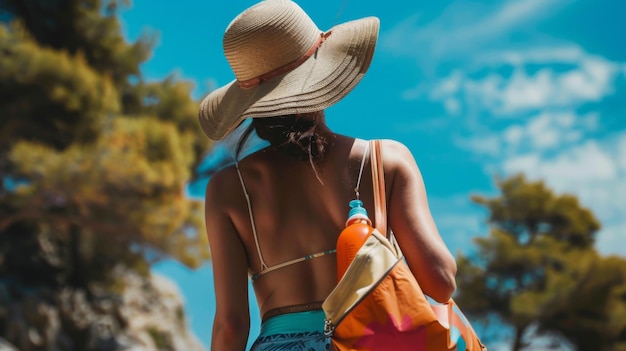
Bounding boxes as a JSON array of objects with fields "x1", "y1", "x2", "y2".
[{"x1": 322, "y1": 139, "x2": 486, "y2": 351}]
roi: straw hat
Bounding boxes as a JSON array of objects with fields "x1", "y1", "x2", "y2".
[{"x1": 198, "y1": 0, "x2": 380, "y2": 140}]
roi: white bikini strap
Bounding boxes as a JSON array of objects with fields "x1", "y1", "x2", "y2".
[
  {"x1": 235, "y1": 162, "x2": 269, "y2": 271},
  {"x1": 354, "y1": 141, "x2": 370, "y2": 199},
  {"x1": 250, "y1": 249, "x2": 336, "y2": 281}
]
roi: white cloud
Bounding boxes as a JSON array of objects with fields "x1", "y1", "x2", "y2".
[
  {"x1": 426, "y1": 46, "x2": 625, "y2": 115},
  {"x1": 558, "y1": 56, "x2": 616, "y2": 100},
  {"x1": 382, "y1": 0, "x2": 568, "y2": 61},
  {"x1": 504, "y1": 125, "x2": 524, "y2": 146},
  {"x1": 430, "y1": 70, "x2": 464, "y2": 100},
  {"x1": 502, "y1": 153, "x2": 540, "y2": 172},
  {"x1": 473, "y1": 56, "x2": 617, "y2": 114},
  {"x1": 460, "y1": 111, "x2": 592, "y2": 159},
  {"x1": 444, "y1": 98, "x2": 461, "y2": 115},
  {"x1": 455, "y1": 134, "x2": 502, "y2": 157},
  {"x1": 503, "y1": 139, "x2": 618, "y2": 184},
  {"x1": 490, "y1": 0, "x2": 551, "y2": 27},
  {"x1": 481, "y1": 45, "x2": 585, "y2": 66},
  {"x1": 526, "y1": 112, "x2": 585, "y2": 149},
  {"x1": 498, "y1": 69, "x2": 554, "y2": 112},
  {"x1": 555, "y1": 113, "x2": 575, "y2": 128},
  {"x1": 618, "y1": 135, "x2": 626, "y2": 172},
  {"x1": 527, "y1": 113, "x2": 560, "y2": 148},
  {"x1": 581, "y1": 113, "x2": 600, "y2": 131}
]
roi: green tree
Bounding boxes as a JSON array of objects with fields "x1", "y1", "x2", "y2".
[
  {"x1": 455, "y1": 174, "x2": 626, "y2": 350},
  {"x1": 0, "y1": 1, "x2": 211, "y2": 347},
  {"x1": 536, "y1": 255, "x2": 626, "y2": 351}
]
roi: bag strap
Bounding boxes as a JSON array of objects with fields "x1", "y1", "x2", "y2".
[{"x1": 370, "y1": 140, "x2": 388, "y2": 237}]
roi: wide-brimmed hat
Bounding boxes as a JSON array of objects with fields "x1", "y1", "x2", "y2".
[{"x1": 198, "y1": 0, "x2": 379, "y2": 140}]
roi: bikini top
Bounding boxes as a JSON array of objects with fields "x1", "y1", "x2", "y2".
[{"x1": 235, "y1": 142, "x2": 370, "y2": 282}]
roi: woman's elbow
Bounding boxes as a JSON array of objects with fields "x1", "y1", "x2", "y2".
[
  {"x1": 427, "y1": 263, "x2": 457, "y2": 303},
  {"x1": 431, "y1": 274, "x2": 457, "y2": 303}
]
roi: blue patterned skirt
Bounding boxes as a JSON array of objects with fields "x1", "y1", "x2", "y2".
[{"x1": 250, "y1": 310, "x2": 331, "y2": 351}]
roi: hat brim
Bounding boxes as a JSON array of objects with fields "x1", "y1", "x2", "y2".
[{"x1": 199, "y1": 16, "x2": 380, "y2": 141}]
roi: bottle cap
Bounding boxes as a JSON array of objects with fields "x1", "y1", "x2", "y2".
[{"x1": 347, "y1": 199, "x2": 369, "y2": 220}]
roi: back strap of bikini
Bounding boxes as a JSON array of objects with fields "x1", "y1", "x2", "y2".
[
  {"x1": 235, "y1": 162, "x2": 269, "y2": 273},
  {"x1": 250, "y1": 249, "x2": 337, "y2": 281}
]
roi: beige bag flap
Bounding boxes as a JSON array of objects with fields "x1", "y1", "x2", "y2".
[{"x1": 322, "y1": 230, "x2": 402, "y2": 327}]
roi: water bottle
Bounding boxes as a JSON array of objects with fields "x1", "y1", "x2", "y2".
[{"x1": 336, "y1": 199, "x2": 375, "y2": 281}]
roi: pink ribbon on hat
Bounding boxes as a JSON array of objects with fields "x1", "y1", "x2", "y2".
[{"x1": 238, "y1": 31, "x2": 333, "y2": 89}]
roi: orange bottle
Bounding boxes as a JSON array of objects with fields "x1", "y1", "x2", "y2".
[{"x1": 336, "y1": 200, "x2": 374, "y2": 281}]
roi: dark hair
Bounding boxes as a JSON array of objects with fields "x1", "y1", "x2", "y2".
[{"x1": 248, "y1": 111, "x2": 328, "y2": 162}]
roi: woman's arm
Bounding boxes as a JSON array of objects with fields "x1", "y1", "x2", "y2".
[
  {"x1": 205, "y1": 170, "x2": 251, "y2": 351},
  {"x1": 384, "y1": 140, "x2": 457, "y2": 302}
]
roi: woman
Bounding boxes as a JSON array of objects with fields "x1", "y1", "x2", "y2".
[{"x1": 199, "y1": 1, "x2": 457, "y2": 350}]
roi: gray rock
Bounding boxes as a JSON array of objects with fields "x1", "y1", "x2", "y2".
[
  {"x1": 0, "y1": 268, "x2": 205, "y2": 351},
  {"x1": 0, "y1": 338, "x2": 18, "y2": 351}
]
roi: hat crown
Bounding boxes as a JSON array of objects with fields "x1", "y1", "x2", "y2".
[{"x1": 223, "y1": 0, "x2": 321, "y2": 81}]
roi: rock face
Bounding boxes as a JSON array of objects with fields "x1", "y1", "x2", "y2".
[{"x1": 0, "y1": 268, "x2": 205, "y2": 351}]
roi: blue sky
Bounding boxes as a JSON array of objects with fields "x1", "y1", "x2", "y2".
[{"x1": 120, "y1": 0, "x2": 626, "y2": 349}]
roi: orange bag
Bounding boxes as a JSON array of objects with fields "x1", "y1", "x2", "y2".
[{"x1": 322, "y1": 140, "x2": 486, "y2": 351}]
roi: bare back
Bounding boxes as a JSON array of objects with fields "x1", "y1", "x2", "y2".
[
  {"x1": 223, "y1": 136, "x2": 374, "y2": 316},
  {"x1": 205, "y1": 134, "x2": 456, "y2": 333}
]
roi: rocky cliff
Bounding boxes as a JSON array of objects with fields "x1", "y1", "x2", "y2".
[{"x1": 0, "y1": 267, "x2": 205, "y2": 351}]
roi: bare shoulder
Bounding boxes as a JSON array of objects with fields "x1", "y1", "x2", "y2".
[
  {"x1": 377, "y1": 139, "x2": 425, "y2": 196},
  {"x1": 378, "y1": 139, "x2": 419, "y2": 172},
  {"x1": 205, "y1": 164, "x2": 241, "y2": 209}
]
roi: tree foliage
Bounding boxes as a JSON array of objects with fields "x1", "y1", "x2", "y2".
[
  {"x1": 456, "y1": 174, "x2": 626, "y2": 351},
  {"x1": 0, "y1": 0, "x2": 211, "y2": 289}
]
